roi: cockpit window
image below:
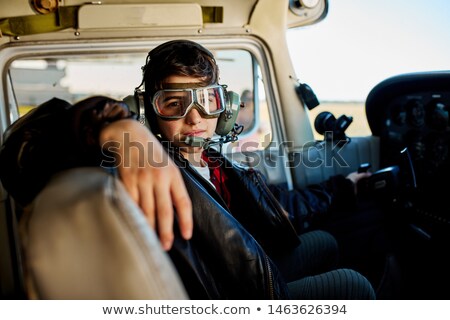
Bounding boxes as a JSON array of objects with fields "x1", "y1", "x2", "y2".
[
  {"x1": 10, "y1": 55, "x2": 144, "y2": 114},
  {"x1": 287, "y1": 0, "x2": 450, "y2": 139},
  {"x1": 8, "y1": 48, "x2": 271, "y2": 152}
]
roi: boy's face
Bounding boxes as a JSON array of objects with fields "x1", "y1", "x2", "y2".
[{"x1": 156, "y1": 75, "x2": 219, "y2": 154}]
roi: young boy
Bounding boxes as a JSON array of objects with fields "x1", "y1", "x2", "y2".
[{"x1": 0, "y1": 40, "x2": 375, "y2": 299}]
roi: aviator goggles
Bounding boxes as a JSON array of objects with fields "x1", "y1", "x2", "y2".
[{"x1": 152, "y1": 85, "x2": 226, "y2": 119}]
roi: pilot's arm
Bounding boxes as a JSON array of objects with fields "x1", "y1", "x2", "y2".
[
  {"x1": 0, "y1": 96, "x2": 192, "y2": 250},
  {"x1": 71, "y1": 96, "x2": 193, "y2": 250},
  {"x1": 99, "y1": 117, "x2": 193, "y2": 250}
]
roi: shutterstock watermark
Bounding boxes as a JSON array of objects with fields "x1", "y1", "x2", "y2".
[{"x1": 100, "y1": 132, "x2": 350, "y2": 169}]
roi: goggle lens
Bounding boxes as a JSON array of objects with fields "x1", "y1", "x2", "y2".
[{"x1": 153, "y1": 85, "x2": 225, "y2": 118}]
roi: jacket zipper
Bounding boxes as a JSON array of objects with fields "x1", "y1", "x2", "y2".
[
  {"x1": 252, "y1": 169, "x2": 288, "y2": 217},
  {"x1": 264, "y1": 254, "x2": 275, "y2": 299}
]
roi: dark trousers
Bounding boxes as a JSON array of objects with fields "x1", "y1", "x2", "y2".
[{"x1": 272, "y1": 230, "x2": 376, "y2": 299}]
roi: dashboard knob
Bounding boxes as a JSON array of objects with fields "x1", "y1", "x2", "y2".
[
  {"x1": 406, "y1": 99, "x2": 425, "y2": 127},
  {"x1": 392, "y1": 104, "x2": 407, "y2": 126},
  {"x1": 426, "y1": 100, "x2": 448, "y2": 130}
]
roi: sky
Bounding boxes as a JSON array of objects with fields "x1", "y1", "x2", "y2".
[
  {"x1": 14, "y1": 0, "x2": 449, "y2": 105},
  {"x1": 286, "y1": 0, "x2": 450, "y2": 101}
]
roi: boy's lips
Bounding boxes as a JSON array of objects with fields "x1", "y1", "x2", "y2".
[{"x1": 184, "y1": 130, "x2": 206, "y2": 137}]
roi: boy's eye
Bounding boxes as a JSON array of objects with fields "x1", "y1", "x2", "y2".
[{"x1": 163, "y1": 97, "x2": 184, "y2": 108}]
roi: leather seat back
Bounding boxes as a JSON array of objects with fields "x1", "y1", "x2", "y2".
[{"x1": 19, "y1": 167, "x2": 187, "y2": 299}]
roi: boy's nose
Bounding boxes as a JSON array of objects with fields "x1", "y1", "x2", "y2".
[{"x1": 185, "y1": 107, "x2": 202, "y2": 125}]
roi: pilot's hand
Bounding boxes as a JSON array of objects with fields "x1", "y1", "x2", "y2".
[
  {"x1": 100, "y1": 119, "x2": 193, "y2": 250},
  {"x1": 346, "y1": 171, "x2": 372, "y2": 194}
]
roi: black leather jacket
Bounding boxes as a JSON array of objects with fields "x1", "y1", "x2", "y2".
[
  {"x1": 269, "y1": 174, "x2": 356, "y2": 234},
  {"x1": 167, "y1": 155, "x2": 290, "y2": 298},
  {"x1": 164, "y1": 149, "x2": 358, "y2": 299}
]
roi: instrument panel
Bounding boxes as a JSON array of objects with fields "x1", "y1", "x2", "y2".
[{"x1": 366, "y1": 72, "x2": 450, "y2": 233}]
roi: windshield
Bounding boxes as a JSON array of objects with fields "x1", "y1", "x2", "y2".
[{"x1": 287, "y1": 0, "x2": 450, "y2": 138}]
